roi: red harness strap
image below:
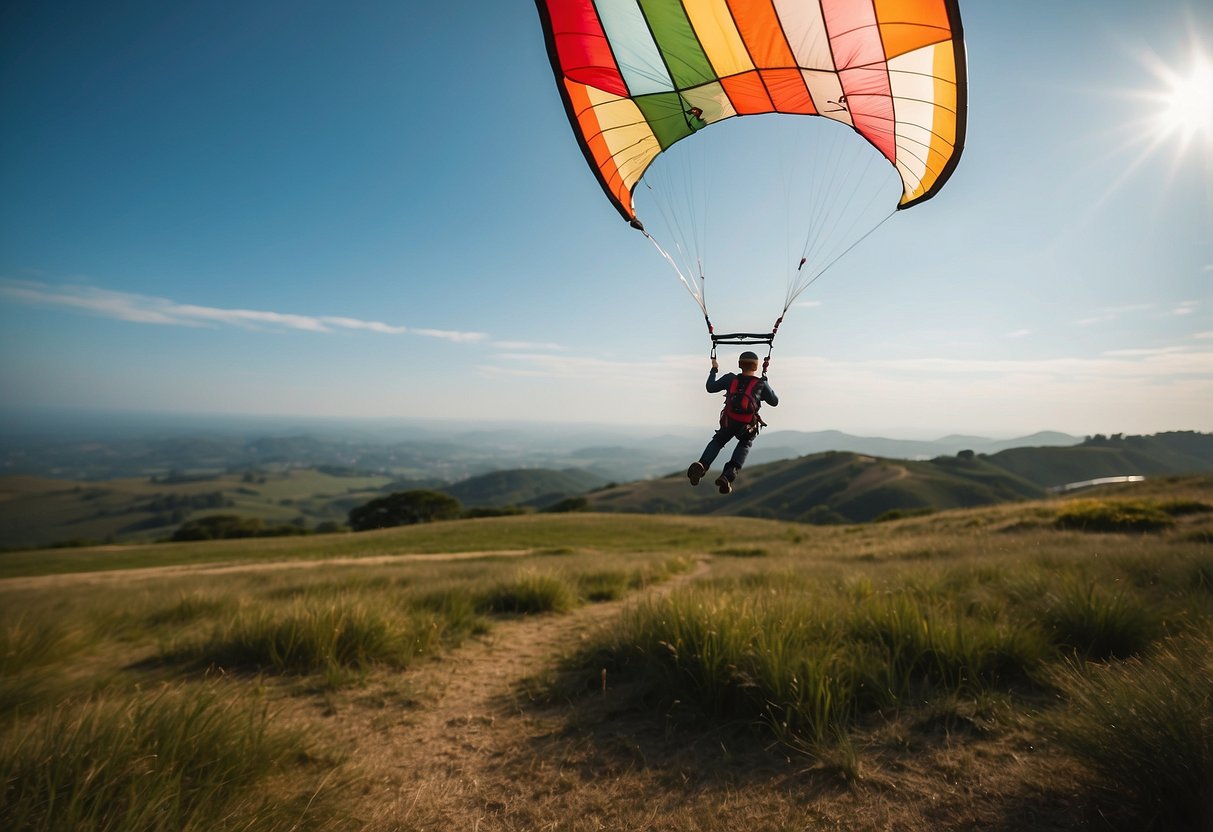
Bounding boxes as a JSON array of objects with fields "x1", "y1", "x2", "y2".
[{"x1": 723, "y1": 375, "x2": 762, "y2": 423}]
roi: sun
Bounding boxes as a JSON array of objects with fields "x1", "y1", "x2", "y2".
[{"x1": 1148, "y1": 48, "x2": 1213, "y2": 148}]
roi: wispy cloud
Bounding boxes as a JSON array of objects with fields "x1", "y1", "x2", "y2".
[
  {"x1": 1007, "y1": 328, "x2": 1033, "y2": 338},
  {"x1": 1102, "y1": 346, "x2": 1189, "y2": 357},
  {"x1": 480, "y1": 343, "x2": 1213, "y2": 389},
  {"x1": 1169, "y1": 300, "x2": 1199, "y2": 316},
  {"x1": 1074, "y1": 302, "x2": 1155, "y2": 326},
  {"x1": 490, "y1": 340, "x2": 564, "y2": 351},
  {"x1": 0, "y1": 279, "x2": 487, "y2": 342}
]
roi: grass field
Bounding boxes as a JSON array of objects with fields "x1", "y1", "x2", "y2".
[{"x1": 1, "y1": 475, "x2": 1210, "y2": 830}]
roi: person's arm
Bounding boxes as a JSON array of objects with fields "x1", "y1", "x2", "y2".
[
  {"x1": 706, "y1": 367, "x2": 732, "y2": 393},
  {"x1": 762, "y1": 381, "x2": 779, "y2": 406}
]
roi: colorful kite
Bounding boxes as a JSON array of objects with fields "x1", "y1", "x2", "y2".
[{"x1": 535, "y1": 0, "x2": 968, "y2": 354}]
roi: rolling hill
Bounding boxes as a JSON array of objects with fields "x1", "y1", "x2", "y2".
[
  {"x1": 2, "y1": 431, "x2": 1209, "y2": 548},
  {"x1": 985, "y1": 431, "x2": 1213, "y2": 487},
  {"x1": 585, "y1": 431, "x2": 1213, "y2": 522},
  {"x1": 586, "y1": 451, "x2": 1048, "y2": 523}
]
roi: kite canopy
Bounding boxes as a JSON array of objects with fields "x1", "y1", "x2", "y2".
[{"x1": 535, "y1": 0, "x2": 967, "y2": 223}]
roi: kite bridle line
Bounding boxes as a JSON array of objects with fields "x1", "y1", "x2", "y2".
[
  {"x1": 635, "y1": 201, "x2": 896, "y2": 379},
  {"x1": 636, "y1": 221, "x2": 708, "y2": 318},
  {"x1": 639, "y1": 220, "x2": 788, "y2": 378},
  {"x1": 785, "y1": 207, "x2": 898, "y2": 308}
]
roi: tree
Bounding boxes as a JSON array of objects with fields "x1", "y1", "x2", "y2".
[
  {"x1": 347, "y1": 490, "x2": 463, "y2": 531},
  {"x1": 171, "y1": 515, "x2": 263, "y2": 541},
  {"x1": 543, "y1": 496, "x2": 588, "y2": 513}
]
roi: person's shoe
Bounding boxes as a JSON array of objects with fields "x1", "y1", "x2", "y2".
[
  {"x1": 715, "y1": 475, "x2": 732, "y2": 495},
  {"x1": 686, "y1": 462, "x2": 706, "y2": 486}
]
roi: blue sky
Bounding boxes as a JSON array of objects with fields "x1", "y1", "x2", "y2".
[{"x1": 2, "y1": 0, "x2": 1211, "y2": 438}]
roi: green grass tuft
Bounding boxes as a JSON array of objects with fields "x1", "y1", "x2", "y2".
[
  {"x1": 176, "y1": 598, "x2": 433, "y2": 676},
  {"x1": 848, "y1": 593, "x2": 1049, "y2": 696},
  {"x1": 576, "y1": 569, "x2": 631, "y2": 602},
  {"x1": 1038, "y1": 581, "x2": 1158, "y2": 660},
  {"x1": 1041, "y1": 635, "x2": 1213, "y2": 831},
  {"x1": 0, "y1": 684, "x2": 346, "y2": 832},
  {"x1": 478, "y1": 570, "x2": 577, "y2": 615}
]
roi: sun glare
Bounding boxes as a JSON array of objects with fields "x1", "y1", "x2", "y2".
[
  {"x1": 1151, "y1": 50, "x2": 1213, "y2": 146},
  {"x1": 1085, "y1": 23, "x2": 1213, "y2": 219}
]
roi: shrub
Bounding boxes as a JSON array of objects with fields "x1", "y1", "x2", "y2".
[
  {"x1": 873, "y1": 507, "x2": 935, "y2": 522},
  {"x1": 1054, "y1": 501, "x2": 1173, "y2": 533},
  {"x1": 800, "y1": 505, "x2": 850, "y2": 525},
  {"x1": 462, "y1": 505, "x2": 528, "y2": 518},
  {"x1": 712, "y1": 547, "x2": 768, "y2": 558},
  {"x1": 347, "y1": 490, "x2": 463, "y2": 530},
  {"x1": 1157, "y1": 499, "x2": 1213, "y2": 517},
  {"x1": 172, "y1": 515, "x2": 265, "y2": 541}
]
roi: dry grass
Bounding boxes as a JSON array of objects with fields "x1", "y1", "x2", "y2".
[{"x1": 1, "y1": 477, "x2": 1211, "y2": 830}]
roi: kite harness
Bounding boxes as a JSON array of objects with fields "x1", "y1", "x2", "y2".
[{"x1": 706, "y1": 314, "x2": 783, "y2": 378}]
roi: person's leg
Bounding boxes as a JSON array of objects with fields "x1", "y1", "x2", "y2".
[
  {"x1": 689, "y1": 425, "x2": 730, "y2": 485},
  {"x1": 723, "y1": 430, "x2": 754, "y2": 481},
  {"x1": 699, "y1": 425, "x2": 731, "y2": 468},
  {"x1": 714, "y1": 425, "x2": 753, "y2": 493}
]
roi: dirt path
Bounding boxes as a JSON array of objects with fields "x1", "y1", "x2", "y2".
[
  {"x1": 326, "y1": 559, "x2": 712, "y2": 831},
  {"x1": 0, "y1": 549, "x2": 538, "y2": 592}
]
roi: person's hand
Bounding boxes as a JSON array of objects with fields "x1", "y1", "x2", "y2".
[{"x1": 711, "y1": 358, "x2": 718, "y2": 371}]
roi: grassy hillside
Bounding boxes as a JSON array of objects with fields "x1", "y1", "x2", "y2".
[
  {"x1": 0, "y1": 512, "x2": 789, "y2": 580},
  {"x1": 589, "y1": 450, "x2": 1047, "y2": 522},
  {"x1": 2, "y1": 477, "x2": 1210, "y2": 831}
]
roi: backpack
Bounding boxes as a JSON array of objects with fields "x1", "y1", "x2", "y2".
[{"x1": 724, "y1": 375, "x2": 763, "y2": 423}]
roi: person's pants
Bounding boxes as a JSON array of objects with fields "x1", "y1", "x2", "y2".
[{"x1": 698, "y1": 420, "x2": 754, "y2": 481}]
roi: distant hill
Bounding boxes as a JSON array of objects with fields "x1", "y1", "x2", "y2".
[
  {"x1": 985, "y1": 432, "x2": 1213, "y2": 488},
  {"x1": 2, "y1": 424, "x2": 1208, "y2": 546},
  {"x1": 440, "y1": 468, "x2": 607, "y2": 509},
  {"x1": 747, "y1": 429, "x2": 1080, "y2": 466},
  {"x1": 585, "y1": 432, "x2": 1213, "y2": 522},
  {"x1": 587, "y1": 451, "x2": 1047, "y2": 523}
]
